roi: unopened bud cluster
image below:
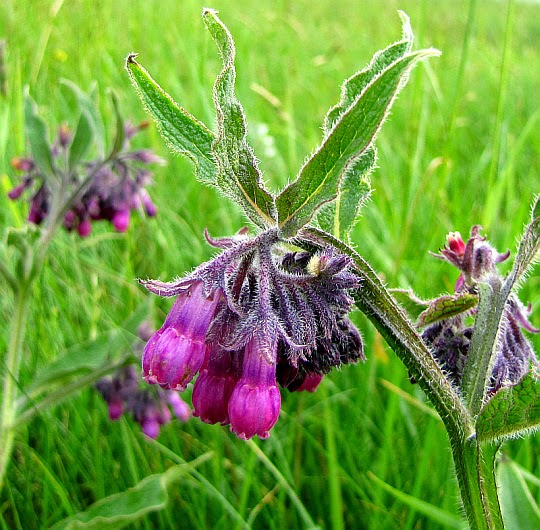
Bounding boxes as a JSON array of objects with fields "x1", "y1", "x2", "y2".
[
  {"x1": 8, "y1": 121, "x2": 162, "y2": 236},
  {"x1": 141, "y1": 228, "x2": 364, "y2": 439},
  {"x1": 422, "y1": 227, "x2": 538, "y2": 392}
]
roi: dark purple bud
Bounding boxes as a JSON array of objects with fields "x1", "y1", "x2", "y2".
[
  {"x1": 77, "y1": 218, "x2": 92, "y2": 237},
  {"x1": 108, "y1": 400, "x2": 124, "y2": 420},
  {"x1": 142, "y1": 281, "x2": 221, "y2": 391},
  {"x1": 295, "y1": 372, "x2": 324, "y2": 392},
  {"x1": 192, "y1": 348, "x2": 239, "y2": 425},
  {"x1": 228, "y1": 335, "x2": 281, "y2": 440}
]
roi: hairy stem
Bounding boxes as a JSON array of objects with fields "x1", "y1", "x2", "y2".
[
  {"x1": 0, "y1": 284, "x2": 30, "y2": 489},
  {"x1": 301, "y1": 227, "x2": 504, "y2": 529}
]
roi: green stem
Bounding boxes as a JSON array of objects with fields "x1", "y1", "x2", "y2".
[
  {"x1": 300, "y1": 227, "x2": 504, "y2": 529},
  {"x1": 0, "y1": 284, "x2": 31, "y2": 489}
]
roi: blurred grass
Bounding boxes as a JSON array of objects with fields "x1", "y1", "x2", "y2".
[{"x1": 1, "y1": 0, "x2": 540, "y2": 528}]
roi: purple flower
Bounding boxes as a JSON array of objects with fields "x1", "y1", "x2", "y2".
[
  {"x1": 228, "y1": 332, "x2": 281, "y2": 440},
  {"x1": 142, "y1": 281, "x2": 222, "y2": 391},
  {"x1": 8, "y1": 120, "x2": 162, "y2": 236},
  {"x1": 422, "y1": 227, "x2": 539, "y2": 393},
  {"x1": 141, "y1": 228, "x2": 364, "y2": 439},
  {"x1": 192, "y1": 346, "x2": 239, "y2": 425}
]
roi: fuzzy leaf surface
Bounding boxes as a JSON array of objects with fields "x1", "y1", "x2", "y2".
[
  {"x1": 505, "y1": 195, "x2": 540, "y2": 290},
  {"x1": 417, "y1": 293, "x2": 478, "y2": 328},
  {"x1": 126, "y1": 55, "x2": 217, "y2": 185},
  {"x1": 276, "y1": 48, "x2": 439, "y2": 238},
  {"x1": 23, "y1": 91, "x2": 55, "y2": 180},
  {"x1": 476, "y1": 370, "x2": 540, "y2": 443},
  {"x1": 316, "y1": 148, "x2": 374, "y2": 240},
  {"x1": 323, "y1": 11, "x2": 414, "y2": 131},
  {"x1": 203, "y1": 8, "x2": 276, "y2": 227}
]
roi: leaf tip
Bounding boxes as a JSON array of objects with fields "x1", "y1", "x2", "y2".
[
  {"x1": 202, "y1": 6, "x2": 219, "y2": 17},
  {"x1": 125, "y1": 53, "x2": 139, "y2": 68}
]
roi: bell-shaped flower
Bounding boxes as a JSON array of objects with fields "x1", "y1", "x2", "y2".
[{"x1": 142, "y1": 281, "x2": 221, "y2": 391}]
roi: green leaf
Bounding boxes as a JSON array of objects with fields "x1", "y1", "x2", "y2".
[
  {"x1": 24, "y1": 301, "x2": 149, "y2": 400},
  {"x1": 323, "y1": 11, "x2": 414, "y2": 132},
  {"x1": 389, "y1": 288, "x2": 430, "y2": 321},
  {"x1": 61, "y1": 80, "x2": 105, "y2": 159},
  {"x1": 505, "y1": 195, "x2": 540, "y2": 290},
  {"x1": 125, "y1": 55, "x2": 217, "y2": 185},
  {"x1": 315, "y1": 148, "x2": 374, "y2": 240},
  {"x1": 23, "y1": 89, "x2": 55, "y2": 180},
  {"x1": 50, "y1": 455, "x2": 212, "y2": 530},
  {"x1": 107, "y1": 90, "x2": 125, "y2": 161},
  {"x1": 497, "y1": 457, "x2": 540, "y2": 529},
  {"x1": 461, "y1": 278, "x2": 509, "y2": 416},
  {"x1": 67, "y1": 103, "x2": 93, "y2": 170},
  {"x1": 202, "y1": 8, "x2": 277, "y2": 228},
  {"x1": 417, "y1": 292, "x2": 478, "y2": 327},
  {"x1": 476, "y1": 370, "x2": 540, "y2": 443},
  {"x1": 276, "y1": 47, "x2": 439, "y2": 238},
  {"x1": 368, "y1": 471, "x2": 466, "y2": 529}
]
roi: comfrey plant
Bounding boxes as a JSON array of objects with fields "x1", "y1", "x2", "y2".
[
  {"x1": 0, "y1": 84, "x2": 162, "y2": 489},
  {"x1": 126, "y1": 9, "x2": 539, "y2": 529}
]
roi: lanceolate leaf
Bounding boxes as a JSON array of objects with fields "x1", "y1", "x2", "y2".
[
  {"x1": 61, "y1": 80, "x2": 106, "y2": 159},
  {"x1": 276, "y1": 48, "x2": 439, "y2": 238},
  {"x1": 324, "y1": 11, "x2": 414, "y2": 132},
  {"x1": 50, "y1": 455, "x2": 212, "y2": 530},
  {"x1": 23, "y1": 90, "x2": 56, "y2": 180},
  {"x1": 476, "y1": 370, "x2": 540, "y2": 443},
  {"x1": 202, "y1": 8, "x2": 277, "y2": 228},
  {"x1": 126, "y1": 55, "x2": 217, "y2": 185},
  {"x1": 68, "y1": 102, "x2": 93, "y2": 170},
  {"x1": 315, "y1": 148, "x2": 374, "y2": 239},
  {"x1": 417, "y1": 292, "x2": 479, "y2": 328},
  {"x1": 107, "y1": 90, "x2": 125, "y2": 161},
  {"x1": 505, "y1": 195, "x2": 540, "y2": 290}
]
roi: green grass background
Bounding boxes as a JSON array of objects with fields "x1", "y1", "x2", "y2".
[{"x1": 1, "y1": 0, "x2": 540, "y2": 528}]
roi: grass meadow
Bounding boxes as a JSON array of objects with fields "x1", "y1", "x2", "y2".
[{"x1": 1, "y1": 0, "x2": 540, "y2": 528}]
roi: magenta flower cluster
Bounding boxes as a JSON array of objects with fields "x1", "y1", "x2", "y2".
[
  {"x1": 8, "y1": 121, "x2": 162, "y2": 236},
  {"x1": 422, "y1": 227, "x2": 539, "y2": 391},
  {"x1": 96, "y1": 364, "x2": 191, "y2": 438},
  {"x1": 141, "y1": 228, "x2": 364, "y2": 440}
]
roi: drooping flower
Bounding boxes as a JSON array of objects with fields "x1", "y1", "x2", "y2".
[
  {"x1": 95, "y1": 323, "x2": 192, "y2": 438},
  {"x1": 8, "y1": 120, "x2": 162, "y2": 236},
  {"x1": 422, "y1": 227, "x2": 538, "y2": 393},
  {"x1": 141, "y1": 227, "x2": 365, "y2": 439}
]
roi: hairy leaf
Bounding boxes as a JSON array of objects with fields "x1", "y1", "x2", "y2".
[
  {"x1": 126, "y1": 55, "x2": 217, "y2": 185},
  {"x1": 316, "y1": 148, "x2": 374, "y2": 240},
  {"x1": 23, "y1": 90, "x2": 55, "y2": 180},
  {"x1": 476, "y1": 370, "x2": 540, "y2": 443},
  {"x1": 50, "y1": 456, "x2": 212, "y2": 530},
  {"x1": 324, "y1": 11, "x2": 414, "y2": 132},
  {"x1": 202, "y1": 8, "x2": 277, "y2": 227},
  {"x1": 505, "y1": 195, "x2": 540, "y2": 290},
  {"x1": 417, "y1": 293, "x2": 478, "y2": 327},
  {"x1": 276, "y1": 48, "x2": 439, "y2": 238}
]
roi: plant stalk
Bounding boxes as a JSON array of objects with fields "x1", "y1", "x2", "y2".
[{"x1": 0, "y1": 283, "x2": 30, "y2": 489}]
